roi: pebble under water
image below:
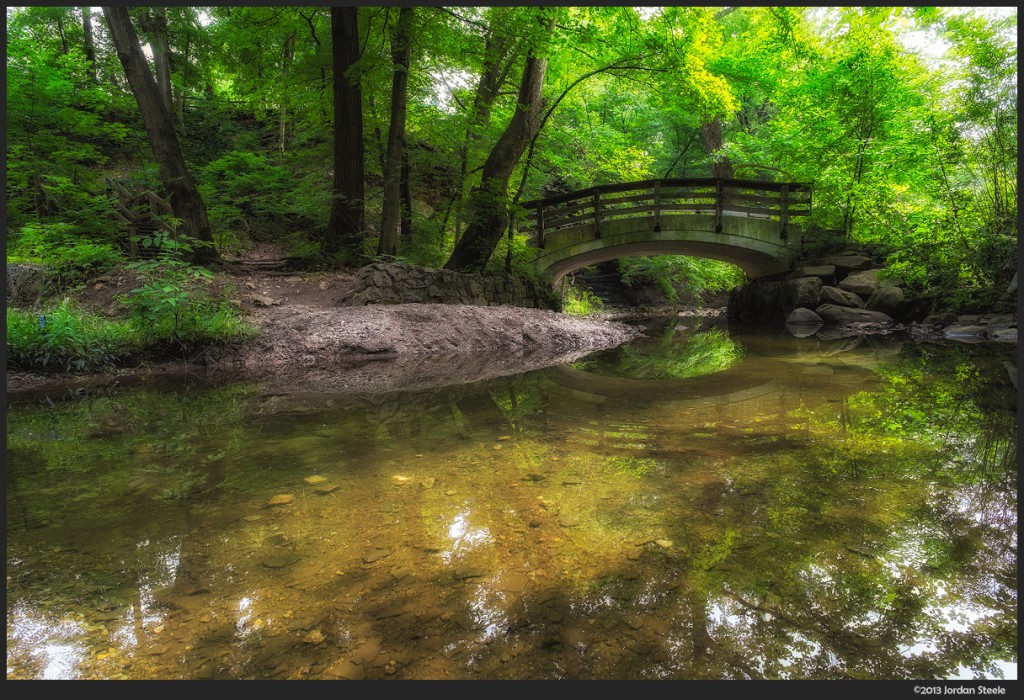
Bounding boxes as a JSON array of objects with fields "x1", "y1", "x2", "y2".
[{"x1": 6, "y1": 316, "x2": 1018, "y2": 681}]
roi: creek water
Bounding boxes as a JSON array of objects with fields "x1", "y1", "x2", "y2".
[{"x1": 5, "y1": 315, "x2": 1017, "y2": 680}]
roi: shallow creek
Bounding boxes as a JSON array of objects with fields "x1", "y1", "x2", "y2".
[{"x1": 6, "y1": 316, "x2": 1017, "y2": 680}]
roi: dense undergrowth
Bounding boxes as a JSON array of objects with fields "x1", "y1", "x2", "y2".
[{"x1": 7, "y1": 231, "x2": 255, "y2": 374}]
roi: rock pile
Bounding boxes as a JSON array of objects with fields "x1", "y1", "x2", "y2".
[{"x1": 729, "y1": 251, "x2": 1017, "y2": 344}]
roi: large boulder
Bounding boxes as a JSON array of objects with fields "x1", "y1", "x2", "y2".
[
  {"x1": 990, "y1": 328, "x2": 1017, "y2": 344},
  {"x1": 819, "y1": 285, "x2": 865, "y2": 309},
  {"x1": 922, "y1": 312, "x2": 958, "y2": 327},
  {"x1": 786, "y1": 265, "x2": 835, "y2": 283},
  {"x1": 838, "y1": 269, "x2": 902, "y2": 297},
  {"x1": 781, "y1": 276, "x2": 822, "y2": 314},
  {"x1": 942, "y1": 324, "x2": 988, "y2": 339},
  {"x1": 814, "y1": 303, "x2": 894, "y2": 325},
  {"x1": 865, "y1": 286, "x2": 906, "y2": 317},
  {"x1": 826, "y1": 254, "x2": 874, "y2": 273}
]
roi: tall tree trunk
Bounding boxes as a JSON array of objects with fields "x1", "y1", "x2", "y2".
[
  {"x1": 378, "y1": 6, "x2": 413, "y2": 257},
  {"x1": 453, "y1": 22, "x2": 516, "y2": 244},
  {"x1": 103, "y1": 6, "x2": 219, "y2": 265},
  {"x1": 139, "y1": 8, "x2": 174, "y2": 118},
  {"x1": 444, "y1": 15, "x2": 554, "y2": 272},
  {"x1": 400, "y1": 149, "x2": 413, "y2": 240},
  {"x1": 81, "y1": 7, "x2": 97, "y2": 83},
  {"x1": 56, "y1": 16, "x2": 69, "y2": 54},
  {"x1": 323, "y1": 7, "x2": 365, "y2": 259}
]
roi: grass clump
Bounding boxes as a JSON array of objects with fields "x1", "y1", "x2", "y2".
[
  {"x1": 7, "y1": 300, "x2": 136, "y2": 372},
  {"x1": 7, "y1": 295, "x2": 256, "y2": 375}
]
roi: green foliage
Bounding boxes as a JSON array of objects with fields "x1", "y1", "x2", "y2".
[
  {"x1": 5, "y1": 9, "x2": 134, "y2": 234},
  {"x1": 3, "y1": 5, "x2": 1016, "y2": 300},
  {"x1": 121, "y1": 232, "x2": 255, "y2": 345},
  {"x1": 8, "y1": 222, "x2": 123, "y2": 289},
  {"x1": 198, "y1": 150, "x2": 297, "y2": 252},
  {"x1": 601, "y1": 324, "x2": 745, "y2": 380},
  {"x1": 619, "y1": 256, "x2": 746, "y2": 307},
  {"x1": 6, "y1": 300, "x2": 135, "y2": 372},
  {"x1": 562, "y1": 285, "x2": 604, "y2": 317},
  {"x1": 122, "y1": 231, "x2": 213, "y2": 334}
]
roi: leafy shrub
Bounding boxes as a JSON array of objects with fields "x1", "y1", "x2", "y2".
[
  {"x1": 120, "y1": 231, "x2": 255, "y2": 345},
  {"x1": 562, "y1": 285, "x2": 604, "y2": 317},
  {"x1": 619, "y1": 256, "x2": 746, "y2": 307},
  {"x1": 199, "y1": 150, "x2": 296, "y2": 252},
  {"x1": 6, "y1": 300, "x2": 135, "y2": 372},
  {"x1": 121, "y1": 231, "x2": 214, "y2": 334},
  {"x1": 8, "y1": 222, "x2": 123, "y2": 289}
]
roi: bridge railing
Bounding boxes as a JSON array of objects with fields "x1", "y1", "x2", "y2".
[{"x1": 519, "y1": 178, "x2": 812, "y2": 248}]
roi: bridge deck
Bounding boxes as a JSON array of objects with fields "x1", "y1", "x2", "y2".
[{"x1": 520, "y1": 178, "x2": 812, "y2": 282}]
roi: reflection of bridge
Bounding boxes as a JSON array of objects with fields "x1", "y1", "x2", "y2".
[
  {"x1": 541, "y1": 334, "x2": 887, "y2": 412},
  {"x1": 522, "y1": 178, "x2": 812, "y2": 284}
]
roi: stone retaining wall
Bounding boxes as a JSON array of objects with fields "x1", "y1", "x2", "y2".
[{"x1": 346, "y1": 262, "x2": 561, "y2": 310}]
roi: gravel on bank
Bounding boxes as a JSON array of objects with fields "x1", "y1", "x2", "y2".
[{"x1": 7, "y1": 303, "x2": 645, "y2": 395}]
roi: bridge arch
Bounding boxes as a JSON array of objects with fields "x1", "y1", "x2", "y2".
[{"x1": 521, "y1": 178, "x2": 811, "y2": 286}]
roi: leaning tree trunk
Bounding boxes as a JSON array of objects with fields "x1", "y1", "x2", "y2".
[
  {"x1": 444, "y1": 17, "x2": 553, "y2": 272},
  {"x1": 378, "y1": 6, "x2": 414, "y2": 258},
  {"x1": 323, "y1": 6, "x2": 366, "y2": 260},
  {"x1": 103, "y1": 6, "x2": 219, "y2": 265}
]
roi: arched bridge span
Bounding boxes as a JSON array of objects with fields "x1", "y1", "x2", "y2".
[{"x1": 520, "y1": 178, "x2": 812, "y2": 284}]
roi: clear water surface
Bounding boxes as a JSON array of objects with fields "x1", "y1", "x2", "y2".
[{"x1": 6, "y1": 316, "x2": 1017, "y2": 680}]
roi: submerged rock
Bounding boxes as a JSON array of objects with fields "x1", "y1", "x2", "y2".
[{"x1": 785, "y1": 308, "x2": 823, "y2": 326}]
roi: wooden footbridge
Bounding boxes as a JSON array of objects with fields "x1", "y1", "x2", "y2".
[{"x1": 521, "y1": 178, "x2": 812, "y2": 284}]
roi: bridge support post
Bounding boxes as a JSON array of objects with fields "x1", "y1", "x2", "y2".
[
  {"x1": 592, "y1": 192, "x2": 602, "y2": 238},
  {"x1": 779, "y1": 184, "x2": 789, "y2": 241},
  {"x1": 714, "y1": 179, "x2": 723, "y2": 233},
  {"x1": 653, "y1": 181, "x2": 662, "y2": 232}
]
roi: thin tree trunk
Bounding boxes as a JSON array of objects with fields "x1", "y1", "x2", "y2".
[
  {"x1": 177, "y1": 34, "x2": 189, "y2": 125},
  {"x1": 56, "y1": 16, "x2": 69, "y2": 54},
  {"x1": 378, "y1": 6, "x2": 413, "y2": 257},
  {"x1": 280, "y1": 32, "x2": 294, "y2": 158},
  {"x1": 444, "y1": 14, "x2": 554, "y2": 272},
  {"x1": 367, "y1": 93, "x2": 387, "y2": 175},
  {"x1": 323, "y1": 6, "x2": 366, "y2": 259},
  {"x1": 81, "y1": 7, "x2": 97, "y2": 83},
  {"x1": 102, "y1": 6, "x2": 219, "y2": 264}
]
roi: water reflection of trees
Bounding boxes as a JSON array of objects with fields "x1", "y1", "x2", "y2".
[{"x1": 5, "y1": 339, "x2": 1016, "y2": 679}]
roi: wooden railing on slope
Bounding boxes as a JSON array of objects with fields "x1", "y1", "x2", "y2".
[
  {"x1": 520, "y1": 178, "x2": 812, "y2": 248},
  {"x1": 107, "y1": 178, "x2": 178, "y2": 259}
]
